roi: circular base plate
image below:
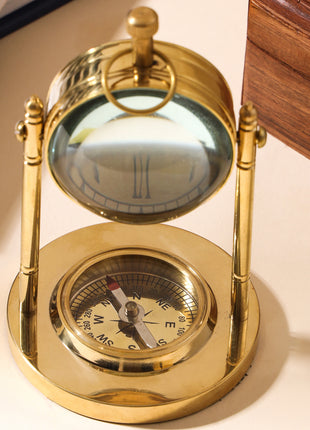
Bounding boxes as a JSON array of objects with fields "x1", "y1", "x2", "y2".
[{"x1": 7, "y1": 223, "x2": 259, "y2": 423}]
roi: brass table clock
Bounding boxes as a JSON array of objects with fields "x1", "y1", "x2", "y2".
[{"x1": 7, "y1": 7, "x2": 266, "y2": 424}]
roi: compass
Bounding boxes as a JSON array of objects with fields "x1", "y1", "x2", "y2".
[
  {"x1": 50, "y1": 247, "x2": 215, "y2": 373},
  {"x1": 62, "y1": 253, "x2": 202, "y2": 352},
  {"x1": 7, "y1": 7, "x2": 266, "y2": 424}
]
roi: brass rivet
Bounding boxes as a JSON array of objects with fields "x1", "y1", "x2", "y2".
[
  {"x1": 15, "y1": 120, "x2": 27, "y2": 143},
  {"x1": 256, "y1": 126, "x2": 267, "y2": 148}
]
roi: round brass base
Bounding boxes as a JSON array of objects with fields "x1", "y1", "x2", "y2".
[{"x1": 7, "y1": 223, "x2": 259, "y2": 423}]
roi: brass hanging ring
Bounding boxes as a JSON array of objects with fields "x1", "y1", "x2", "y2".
[{"x1": 102, "y1": 48, "x2": 176, "y2": 115}]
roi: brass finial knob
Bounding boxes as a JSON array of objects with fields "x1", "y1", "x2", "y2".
[
  {"x1": 15, "y1": 96, "x2": 43, "y2": 143},
  {"x1": 239, "y1": 101, "x2": 257, "y2": 125},
  {"x1": 239, "y1": 102, "x2": 267, "y2": 147},
  {"x1": 24, "y1": 95, "x2": 44, "y2": 118},
  {"x1": 127, "y1": 7, "x2": 158, "y2": 39},
  {"x1": 127, "y1": 7, "x2": 159, "y2": 68}
]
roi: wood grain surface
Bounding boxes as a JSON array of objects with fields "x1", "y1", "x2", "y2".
[{"x1": 242, "y1": 0, "x2": 310, "y2": 158}]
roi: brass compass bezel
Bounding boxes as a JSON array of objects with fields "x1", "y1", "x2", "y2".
[{"x1": 50, "y1": 246, "x2": 214, "y2": 373}]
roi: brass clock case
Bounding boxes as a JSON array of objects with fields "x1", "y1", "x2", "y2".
[{"x1": 44, "y1": 38, "x2": 236, "y2": 223}]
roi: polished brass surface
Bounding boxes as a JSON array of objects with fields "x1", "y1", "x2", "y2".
[
  {"x1": 8, "y1": 6, "x2": 266, "y2": 423},
  {"x1": 8, "y1": 223, "x2": 259, "y2": 423},
  {"x1": 228, "y1": 102, "x2": 266, "y2": 365},
  {"x1": 17, "y1": 96, "x2": 44, "y2": 359}
]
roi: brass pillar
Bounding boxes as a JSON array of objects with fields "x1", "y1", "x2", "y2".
[
  {"x1": 15, "y1": 96, "x2": 44, "y2": 360},
  {"x1": 228, "y1": 102, "x2": 266, "y2": 365}
]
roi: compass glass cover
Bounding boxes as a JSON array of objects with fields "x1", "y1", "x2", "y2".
[
  {"x1": 48, "y1": 89, "x2": 233, "y2": 223},
  {"x1": 65, "y1": 253, "x2": 200, "y2": 351}
]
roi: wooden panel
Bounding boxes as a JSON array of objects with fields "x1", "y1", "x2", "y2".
[{"x1": 242, "y1": 0, "x2": 310, "y2": 158}]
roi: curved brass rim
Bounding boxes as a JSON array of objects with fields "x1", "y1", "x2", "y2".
[{"x1": 102, "y1": 48, "x2": 177, "y2": 115}]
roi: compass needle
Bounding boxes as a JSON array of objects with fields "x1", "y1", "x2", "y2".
[
  {"x1": 106, "y1": 275, "x2": 128, "y2": 306},
  {"x1": 106, "y1": 276, "x2": 157, "y2": 348},
  {"x1": 134, "y1": 320, "x2": 157, "y2": 348}
]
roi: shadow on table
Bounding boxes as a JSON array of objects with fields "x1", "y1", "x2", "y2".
[{"x1": 141, "y1": 273, "x2": 289, "y2": 429}]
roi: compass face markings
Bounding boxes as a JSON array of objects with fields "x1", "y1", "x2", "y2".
[{"x1": 70, "y1": 272, "x2": 198, "y2": 350}]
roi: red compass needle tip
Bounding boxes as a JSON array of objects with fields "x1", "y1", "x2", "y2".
[{"x1": 106, "y1": 276, "x2": 120, "y2": 291}]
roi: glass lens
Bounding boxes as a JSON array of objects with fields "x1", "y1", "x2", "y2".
[
  {"x1": 68, "y1": 253, "x2": 199, "y2": 350},
  {"x1": 48, "y1": 89, "x2": 233, "y2": 223}
]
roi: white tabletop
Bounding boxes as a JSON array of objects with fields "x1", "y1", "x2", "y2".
[{"x1": 1, "y1": 0, "x2": 309, "y2": 429}]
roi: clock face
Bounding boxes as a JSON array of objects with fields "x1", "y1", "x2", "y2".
[{"x1": 48, "y1": 89, "x2": 233, "y2": 223}]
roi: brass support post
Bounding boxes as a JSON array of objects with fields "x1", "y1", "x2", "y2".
[
  {"x1": 127, "y1": 7, "x2": 158, "y2": 84},
  {"x1": 15, "y1": 96, "x2": 44, "y2": 360},
  {"x1": 228, "y1": 102, "x2": 266, "y2": 366}
]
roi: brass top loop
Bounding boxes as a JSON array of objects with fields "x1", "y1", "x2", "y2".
[{"x1": 102, "y1": 48, "x2": 177, "y2": 115}]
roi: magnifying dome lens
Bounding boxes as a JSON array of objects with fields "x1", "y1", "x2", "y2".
[{"x1": 48, "y1": 89, "x2": 233, "y2": 223}]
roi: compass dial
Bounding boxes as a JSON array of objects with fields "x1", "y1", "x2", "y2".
[
  {"x1": 71, "y1": 272, "x2": 198, "y2": 350},
  {"x1": 51, "y1": 248, "x2": 214, "y2": 372}
]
